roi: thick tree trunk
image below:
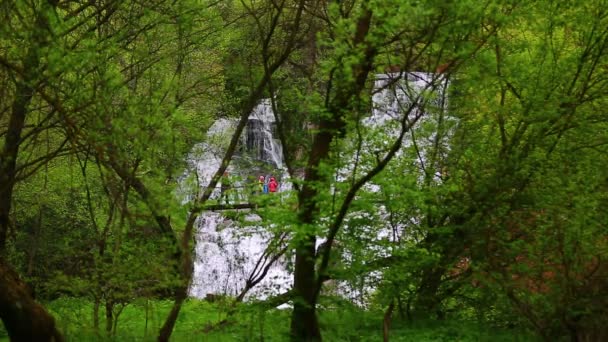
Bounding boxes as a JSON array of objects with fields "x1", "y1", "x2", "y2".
[
  {"x1": 105, "y1": 300, "x2": 113, "y2": 334},
  {"x1": 291, "y1": 125, "x2": 333, "y2": 341},
  {"x1": 0, "y1": 258, "x2": 63, "y2": 341},
  {"x1": 290, "y1": 8, "x2": 375, "y2": 341},
  {"x1": 290, "y1": 235, "x2": 321, "y2": 341},
  {"x1": 0, "y1": 0, "x2": 56, "y2": 254},
  {"x1": 0, "y1": 77, "x2": 36, "y2": 253},
  {"x1": 157, "y1": 287, "x2": 187, "y2": 342},
  {"x1": 383, "y1": 300, "x2": 395, "y2": 342}
]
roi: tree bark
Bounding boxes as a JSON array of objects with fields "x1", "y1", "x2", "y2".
[
  {"x1": 157, "y1": 276, "x2": 188, "y2": 341},
  {"x1": 290, "y1": 234, "x2": 322, "y2": 341},
  {"x1": 0, "y1": 258, "x2": 63, "y2": 341},
  {"x1": 93, "y1": 297, "x2": 100, "y2": 331},
  {"x1": 105, "y1": 301, "x2": 113, "y2": 334},
  {"x1": 383, "y1": 300, "x2": 395, "y2": 342},
  {"x1": 0, "y1": 59, "x2": 37, "y2": 253},
  {"x1": 290, "y1": 8, "x2": 375, "y2": 341}
]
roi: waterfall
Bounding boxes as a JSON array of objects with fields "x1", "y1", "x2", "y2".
[
  {"x1": 246, "y1": 98, "x2": 283, "y2": 169},
  {"x1": 336, "y1": 72, "x2": 452, "y2": 304},
  {"x1": 188, "y1": 100, "x2": 291, "y2": 300},
  {"x1": 189, "y1": 212, "x2": 291, "y2": 298},
  {"x1": 187, "y1": 72, "x2": 449, "y2": 302}
]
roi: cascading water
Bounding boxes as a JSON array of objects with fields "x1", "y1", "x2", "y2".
[
  {"x1": 336, "y1": 72, "x2": 452, "y2": 304},
  {"x1": 188, "y1": 100, "x2": 291, "y2": 300},
  {"x1": 189, "y1": 212, "x2": 291, "y2": 298},
  {"x1": 245, "y1": 98, "x2": 283, "y2": 169},
  {"x1": 187, "y1": 72, "x2": 449, "y2": 303}
]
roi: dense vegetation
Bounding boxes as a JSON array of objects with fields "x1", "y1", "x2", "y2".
[{"x1": 1, "y1": 0, "x2": 607, "y2": 341}]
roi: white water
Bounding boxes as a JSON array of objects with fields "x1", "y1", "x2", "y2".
[
  {"x1": 189, "y1": 213, "x2": 291, "y2": 298},
  {"x1": 187, "y1": 72, "x2": 449, "y2": 303},
  {"x1": 246, "y1": 98, "x2": 284, "y2": 169},
  {"x1": 187, "y1": 101, "x2": 291, "y2": 300}
]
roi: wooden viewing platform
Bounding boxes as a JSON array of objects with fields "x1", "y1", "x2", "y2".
[
  {"x1": 203, "y1": 203, "x2": 259, "y2": 211},
  {"x1": 198, "y1": 184, "x2": 282, "y2": 211}
]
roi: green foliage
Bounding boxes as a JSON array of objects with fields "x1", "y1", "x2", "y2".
[
  {"x1": 2, "y1": 0, "x2": 608, "y2": 341},
  {"x1": 0, "y1": 298, "x2": 537, "y2": 341}
]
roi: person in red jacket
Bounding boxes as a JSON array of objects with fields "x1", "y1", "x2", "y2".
[{"x1": 268, "y1": 176, "x2": 278, "y2": 193}]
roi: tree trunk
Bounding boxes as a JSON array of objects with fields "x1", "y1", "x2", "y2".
[
  {"x1": 0, "y1": 258, "x2": 63, "y2": 341},
  {"x1": 157, "y1": 287, "x2": 187, "y2": 342},
  {"x1": 26, "y1": 204, "x2": 44, "y2": 276},
  {"x1": 290, "y1": 235, "x2": 321, "y2": 341},
  {"x1": 0, "y1": 69, "x2": 37, "y2": 253},
  {"x1": 0, "y1": 0, "x2": 56, "y2": 254},
  {"x1": 290, "y1": 8, "x2": 375, "y2": 341},
  {"x1": 105, "y1": 300, "x2": 113, "y2": 334},
  {"x1": 93, "y1": 297, "x2": 100, "y2": 331},
  {"x1": 291, "y1": 124, "x2": 334, "y2": 341},
  {"x1": 383, "y1": 300, "x2": 395, "y2": 342},
  {"x1": 397, "y1": 296, "x2": 406, "y2": 320}
]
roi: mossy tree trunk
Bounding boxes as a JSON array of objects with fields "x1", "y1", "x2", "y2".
[{"x1": 0, "y1": 258, "x2": 63, "y2": 341}]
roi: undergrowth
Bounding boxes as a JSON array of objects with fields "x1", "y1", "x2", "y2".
[{"x1": 0, "y1": 298, "x2": 538, "y2": 341}]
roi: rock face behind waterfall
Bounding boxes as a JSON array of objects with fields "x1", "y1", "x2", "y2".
[{"x1": 188, "y1": 72, "x2": 450, "y2": 302}]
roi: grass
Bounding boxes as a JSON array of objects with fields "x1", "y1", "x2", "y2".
[{"x1": 0, "y1": 298, "x2": 538, "y2": 341}]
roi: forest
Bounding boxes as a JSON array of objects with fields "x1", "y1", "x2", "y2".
[{"x1": 1, "y1": 0, "x2": 607, "y2": 341}]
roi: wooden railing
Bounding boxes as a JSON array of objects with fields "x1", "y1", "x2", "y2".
[{"x1": 198, "y1": 184, "x2": 282, "y2": 210}]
